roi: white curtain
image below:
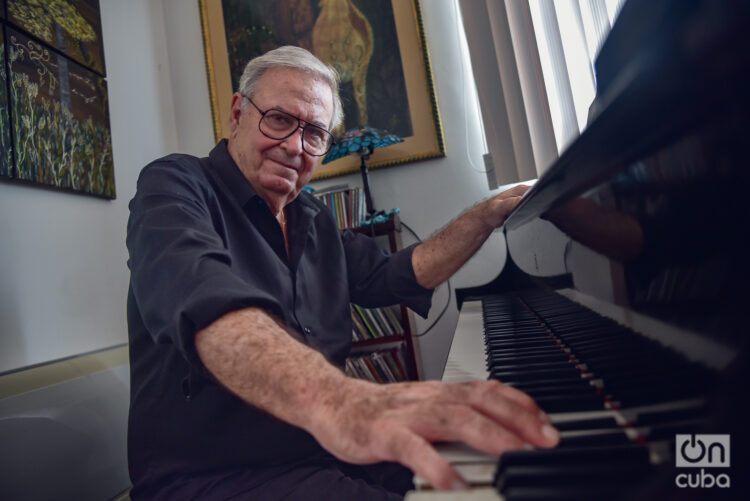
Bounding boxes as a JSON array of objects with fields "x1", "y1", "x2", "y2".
[{"x1": 459, "y1": 0, "x2": 626, "y2": 183}]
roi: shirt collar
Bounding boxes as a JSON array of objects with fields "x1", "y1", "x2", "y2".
[
  {"x1": 208, "y1": 139, "x2": 320, "y2": 219},
  {"x1": 209, "y1": 139, "x2": 259, "y2": 208}
]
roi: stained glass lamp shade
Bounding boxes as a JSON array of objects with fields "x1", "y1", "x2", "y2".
[{"x1": 322, "y1": 127, "x2": 404, "y2": 216}]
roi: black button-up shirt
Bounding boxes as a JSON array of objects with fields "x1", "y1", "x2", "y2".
[{"x1": 125, "y1": 140, "x2": 432, "y2": 495}]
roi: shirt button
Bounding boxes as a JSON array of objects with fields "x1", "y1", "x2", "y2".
[{"x1": 303, "y1": 327, "x2": 311, "y2": 334}]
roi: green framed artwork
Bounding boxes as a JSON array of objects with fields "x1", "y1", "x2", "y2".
[
  {"x1": 7, "y1": 27, "x2": 114, "y2": 197},
  {"x1": 1, "y1": 23, "x2": 13, "y2": 178},
  {"x1": 7, "y1": 0, "x2": 105, "y2": 75},
  {"x1": 200, "y1": 0, "x2": 445, "y2": 180}
]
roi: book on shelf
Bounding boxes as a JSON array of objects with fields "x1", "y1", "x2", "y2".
[
  {"x1": 312, "y1": 185, "x2": 366, "y2": 229},
  {"x1": 351, "y1": 304, "x2": 404, "y2": 341},
  {"x1": 345, "y1": 347, "x2": 408, "y2": 383}
]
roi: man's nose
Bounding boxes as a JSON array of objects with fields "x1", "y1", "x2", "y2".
[{"x1": 280, "y1": 127, "x2": 305, "y2": 155}]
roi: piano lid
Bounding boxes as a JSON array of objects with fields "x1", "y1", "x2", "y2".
[
  {"x1": 493, "y1": 0, "x2": 750, "y2": 347},
  {"x1": 502, "y1": 0, "x2": 750, "y2": 231}
]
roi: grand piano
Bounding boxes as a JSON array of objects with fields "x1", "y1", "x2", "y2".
[{"x1": 411, "y1": 0, "x2": 749, "y2": 498}]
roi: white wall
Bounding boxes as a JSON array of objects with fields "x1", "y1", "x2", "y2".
[{"x1": 0, "y1": 0, "x2": 180, "y2": 372}]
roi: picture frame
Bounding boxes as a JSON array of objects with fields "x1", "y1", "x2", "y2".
[
  {"x1": 1, "y1": 22, "x2": 14, "y2": 178},
  {"x1": 6, "y1": 0, "x2": 106, "y2": 76},
  {"x1": 199, "y1": 0, "x2": 445, "y2": 180},
  {"x1": 5, "y1": 25, "x2": 115, "y2": 198}
]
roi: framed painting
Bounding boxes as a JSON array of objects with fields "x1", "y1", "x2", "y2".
[
  {"x1": 7, "y1": 27, "x2": 114, "y2": 197},
  {"x1": 6, "y1": 0, "x2": 105, "y2": 75},
  {"x1": 200, "y1": 0, "x2": 445, "y2": 180},
  {"x1": 1, "y1": 23, "x2": 13, "y2": 178}
]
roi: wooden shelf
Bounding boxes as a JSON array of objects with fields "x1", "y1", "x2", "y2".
[
  {"x1": 352, "y1": 335, "x2": 406, "y2": 349},
  {"x1": 344, "y1": 212, "x2": 421, "y2": 381},
  {"x1": 348, "y1": 213, "x2": 401, "y2": 237}
]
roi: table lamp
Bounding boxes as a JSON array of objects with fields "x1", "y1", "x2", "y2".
[{"x1": 322, "y1": 126, "x2": 403, "y2": 217}]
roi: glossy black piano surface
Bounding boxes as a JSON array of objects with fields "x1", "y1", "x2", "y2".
[{"x1": 451, "y1": 0, "x2": 750, "y2": 499}]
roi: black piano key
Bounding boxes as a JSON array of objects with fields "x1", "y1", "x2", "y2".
[
  {"x1": 486, "y1": 347, "x2": 566, "y2": 358},
  {"x1": 553, "y1": 416, "x2": 619, "y2": 431},
  {"x1": 612, "y1": 387, "x2": 705, "y2": 407},
  {"x1": 522, "y1": 387, "x2": 598, "y2": 399},
  {"x1": 505, "y1": 377, "x2": 596, "y2": 390},
  {"x1": 483, "y1": 322, "x2": 545, "y2": 330},
  {"x1": 509, "y1": 379, "x2": 595, "y2": 391},
  {"x1": 533, "y1": 394, "x2": 606, "y2": 413},
  {"x1": 484, "y1": 328, "x2": 550, "y2": 336},
  {"x1": 487, "y1": 360, "x2": 575, "y2": 372},
  {"x1": 643, "y1": 419, "x2": 709, "y2": 440},
  {"x1": 485, "y1": 334, "x2": 552, "y2": 343},
  {"x1": 631, "y1": 405, "x2": 708, "y2": 425},
  {"x1": 602, "y1": 374, "x2": 707, "y2": 392},
  {"x1": 496, "y1": 444, "x2": 650, "y2": 470},
  {"x1": 490, "y1": 367, "x2": 584, "y2": 382},
  {"x1": 485, "y1": 340, "x2": 564, "y2": 355},
  {"x1": 487, "y1": 353, "x2": 571, "y2": 365},
  {"x1": 502, "y1": 485, "x2": 632, "y2": 501},
  {"x1": 496, "y1": 463, "x2": 651, "y2": 491},
  {"x1": 486, "y1": 339, "x2": 558, "y2": 349},
  {"x1": 558, "y1": 430, "x2": 630, "y2": 447}
]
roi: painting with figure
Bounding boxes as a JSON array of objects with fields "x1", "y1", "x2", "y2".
[
  {"x1": 7, "y1": 27, "x2": 114, "y2": 197},
  {"x1": 1, "y1": 23, "x2": 14, "y2": 178},
  {"x1": 7, "y1": 0, "x2": 106, "y2": 75},
  {"x1": 221, "y1": 0, "x2": 412, "y2": 138}
]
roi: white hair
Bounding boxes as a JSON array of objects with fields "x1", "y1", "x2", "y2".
[{"x1": 238, "y1": 45, "x2": 343, "y2": 130}]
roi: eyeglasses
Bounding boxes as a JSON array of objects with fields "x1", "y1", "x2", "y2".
[{"x1": 243, "y1": 96, "x2": 335, "y2": 156}]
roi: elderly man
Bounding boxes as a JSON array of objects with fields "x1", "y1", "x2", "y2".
[{"x1": 126, "y1": 46, "x2": 558, "y2": 500}]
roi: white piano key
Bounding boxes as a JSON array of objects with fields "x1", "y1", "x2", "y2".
[
  {"x1": 442, "y1": 301, "x2": 489, "y2": 382},
  {"x1": 405, "y1": 487, "x2": 501, "y2": 500}
]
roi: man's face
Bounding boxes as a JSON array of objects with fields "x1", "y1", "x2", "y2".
[{"x1": 227, "y1": 67, "x2": 334, "y2": 215}]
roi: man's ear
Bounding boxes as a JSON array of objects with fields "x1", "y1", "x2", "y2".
[{"x1": 228, "y1": 93, "x2": 245, "y2": 138}]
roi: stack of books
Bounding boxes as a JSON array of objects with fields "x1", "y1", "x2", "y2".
[
  {"x1": 350, "y1": 304, "x2": 404, "y2": 341},
  {"x1": 345, "y1": 348, "x2": 409, "y2": 383},
  {"x1": 312, "y1": 184, "x2": 366, "y2": 229}
]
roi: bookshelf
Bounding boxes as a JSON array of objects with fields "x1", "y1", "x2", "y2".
[
  {"x1": 350, "y1": 214, "x2": 421, "y2": 381},
  {"x1": 312, "y1": 186, "x2": 421, "y2": 381}
]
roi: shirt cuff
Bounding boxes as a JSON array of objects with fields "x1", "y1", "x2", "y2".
[{"x1": 385, "y1": 243, "x2": 434, "y2": 319}]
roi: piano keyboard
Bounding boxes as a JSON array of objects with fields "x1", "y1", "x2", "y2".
[{"x1": 414, "y1": 288, "x2": 734, "y2": 499}]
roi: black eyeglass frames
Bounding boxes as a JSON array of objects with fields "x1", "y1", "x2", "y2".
[{"x1": 243, "y1": 96, "x2": 334, "y2": 156}]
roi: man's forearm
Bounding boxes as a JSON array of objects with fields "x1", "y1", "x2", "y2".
[
  {"x1": 411, "y1": 204, "x2": 495, "y2": 290},
  {"x1": 195, "y1": 307, "x2": 357, "y2": 432},
  {"x1": 412, "y1": 185, "x2": 529, "y2": 289},
  {"x1": 194, "y1": 302, "x2": 558, "y2": 489}
]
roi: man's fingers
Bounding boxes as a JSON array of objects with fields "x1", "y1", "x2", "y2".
[
  {"x1": 416, "y1": 404, "x2": 528, "y2": 455},
  {"x1": 497, "y1": 184, "x2": 531, "y2": 199},
  {"x1": 496, "y1": 381, "x2": 544, "y2": 414},
  {"x1": 481, "y1": 394, "x2": 559, "y2": 447},
  {"x1": 385, "y1": 427, "x2": 465, "y2": 491},
  {"x1": 448, "y1": 381, "x2": 559, "y2": 448}
]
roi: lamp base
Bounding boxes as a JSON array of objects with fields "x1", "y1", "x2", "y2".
[{"x1": 360, "y1": 154, "x2": 377, "y2": 217}]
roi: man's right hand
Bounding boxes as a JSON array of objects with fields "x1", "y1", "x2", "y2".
[
  {"x1": 308, "y1": 378, "x2": 560, "y2": 490},
  {"x1": 197, "y1": 308, "x2": 559, "y2": 490}
]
